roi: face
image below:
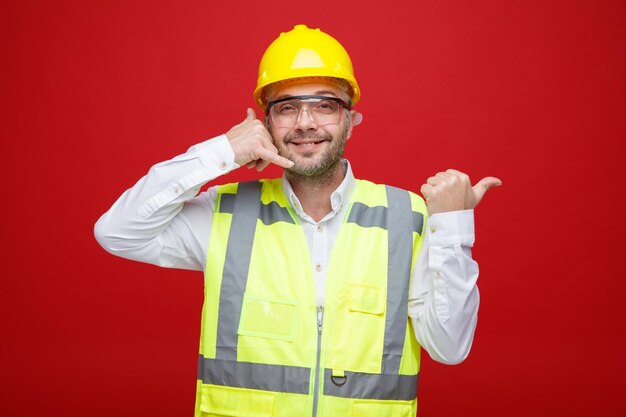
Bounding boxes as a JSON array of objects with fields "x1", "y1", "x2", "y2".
[{"x1": 266, "y1": 81, "x2": 355, "y2": 179}]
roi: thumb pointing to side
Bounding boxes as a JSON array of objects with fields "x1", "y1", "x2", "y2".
[
  {"x1": 471, "y1": 176, "x2": 502, "y2": 207},
  {"x1": 246, "y1": 107, "x2": 257, "y2": 121}
]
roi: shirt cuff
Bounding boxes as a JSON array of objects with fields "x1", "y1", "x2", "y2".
[
  {"x1": 192, "y1": 134, "x2": 239, "y2": 172},
  {"x1": 427, "y1": 209, "x2": 475, "y2": 247}
]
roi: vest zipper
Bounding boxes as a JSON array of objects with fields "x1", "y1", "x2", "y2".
[{"x1": 312, "y1": 306, "x2": 323, "y2": 417}]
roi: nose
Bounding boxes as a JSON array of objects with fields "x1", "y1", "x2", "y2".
[{"x1": 294, "y1": 106, "x2": 318, "y2": 131}]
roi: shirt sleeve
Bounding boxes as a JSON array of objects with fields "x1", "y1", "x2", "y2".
[
  {"x1": 94, "y1": 135, "x2": 238, "y2": 271},
  {"x1": 408, "y1": 209, "x2": 480, "y2": 364}
]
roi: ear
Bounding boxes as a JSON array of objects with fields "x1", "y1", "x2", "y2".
[
  {"x1": 346, "y1": 110, "x2": 362, "y2": 140},
  {"x1": 351, "y1": 111, "x2": 363, "y2": 127}
]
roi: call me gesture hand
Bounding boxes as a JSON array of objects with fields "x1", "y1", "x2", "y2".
[
  {"x1": 420, "y1": 169, "x2": 502, "y2": 215},
  {"x1": 225, "y1": 108, "x2": 294, "y2": 172}
]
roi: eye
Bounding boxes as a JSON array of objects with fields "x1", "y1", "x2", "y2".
[
  {"x1": 276, "y1": 102, "x2": 298, "y2": 114},
  {"x1": 314, "y1": 100, "x2": 338, "y2": 113}
]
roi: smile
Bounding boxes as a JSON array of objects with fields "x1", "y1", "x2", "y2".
[{"x1": 292, "y1": 141, "x2": 326, "y2": 147}]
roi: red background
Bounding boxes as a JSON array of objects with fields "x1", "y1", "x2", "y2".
[{"x1": 2, "y1": 1, "x2": 625, "y2": 416}]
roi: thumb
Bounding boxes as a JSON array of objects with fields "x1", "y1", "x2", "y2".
[
  {"x1": 246, "y1": 107, "x2": 257, "y2": 121},
  {"x1": 472, "y1": 176, "x2": 502, "y2": 202}
]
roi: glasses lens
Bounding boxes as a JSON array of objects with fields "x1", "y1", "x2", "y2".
[{"x1": 269, "y1": 96, "x2": 345, "y2": 128}]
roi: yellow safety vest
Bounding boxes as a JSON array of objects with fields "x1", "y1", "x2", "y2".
[{"x1": 195, "y1": 178, "x2": 427, "y2": 417}]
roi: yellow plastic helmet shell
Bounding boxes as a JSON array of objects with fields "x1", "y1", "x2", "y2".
[{"x1": 254, "y1": 24, "x2": 360, "y2": 109}]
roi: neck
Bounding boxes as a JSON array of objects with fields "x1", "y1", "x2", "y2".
[{"x1": 286, "y1": 162, "x2": 345, "y2": 222}]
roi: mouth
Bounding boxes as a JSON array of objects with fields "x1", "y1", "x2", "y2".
[{"x1": 289, "y1": 139, "x2": 328, "y2": 147}]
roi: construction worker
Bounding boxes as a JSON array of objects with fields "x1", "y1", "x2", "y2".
[{"x1": 95, "y1": 24, "x2": 501, "y2": 416}]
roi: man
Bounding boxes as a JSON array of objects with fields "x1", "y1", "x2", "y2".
[{"x1": 95, "y1": 24, "x2": 500, "y2": 416}]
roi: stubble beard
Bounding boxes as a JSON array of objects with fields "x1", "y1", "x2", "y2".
[{"x1": 280, "y1": 130, "x2": 347, "y2": 185}]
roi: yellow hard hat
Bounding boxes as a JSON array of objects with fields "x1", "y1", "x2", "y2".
[{"x1": 254, "y1": 24, "x2": 360, "y2": 110}]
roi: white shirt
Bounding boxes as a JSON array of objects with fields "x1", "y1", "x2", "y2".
[{"x1": 94, "y1": 135, "x2": 480, "y2": 364}]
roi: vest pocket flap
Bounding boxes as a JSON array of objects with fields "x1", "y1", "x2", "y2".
[
  {"x1": 199, "y1": 384, "x2": 276, "y2": 417},
  {"x1": 350, "y1": 400, "x2": 412, "y2": 417},
  {"x1": 349, "y1": 284, "x2": 386, "y2": 315},
  {"x1": 238, "y1": 295, "x2": 297, "y2": 341}
]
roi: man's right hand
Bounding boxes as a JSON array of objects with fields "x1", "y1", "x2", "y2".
[{"x1": 225, "y1": 108, "x2": 294, "y2": 172}]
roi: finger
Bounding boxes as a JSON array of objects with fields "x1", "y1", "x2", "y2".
[
  {"x1": 246, "y1": 161, "x2": 257, "y2": 169},
  {"x1": 472, "y1": 176, "x2": 503, "y2": 201},
  {"x1": 426, "y1": 176, "x2": 442, "y2": 186},
  {"x1": 445, "y1": 168, "x2": 470, "y2": 181},
  {"x1": 420, "y1": 183, "x2": 432, "y2": 198},
  {"x1": 435, "y1": 171, "x2": 454, "y2": 181},
  {"x1": 246, "y1": 107, "x2": 257, "y2": 121},
  {"x1": 259, "y1": 134, "x2": 280, "y2": 154},
  {"x1": 256, "y1": 148, "x2": 294, "y2": 169},
  {"x1": 255, "y1": 159, "x2": 271, "y2": 172}
]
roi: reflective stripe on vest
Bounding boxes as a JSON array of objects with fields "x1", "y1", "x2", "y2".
[
  {"x1": 382, "y1": 186, "x2": 414, "y2": 375},
  {"x1": 323, "y1": 369, "x2": 418, "y2": 401},
  {"x1": 215, "y1": 181, "x2": 262, "y2": 362},
  {"x1": 198, "y1": 355, "x2": 310, "y2": 394},
  {"x1": 219, "y1": 192, "x2": 295, "y2": 226},
  {"x1": 197, "y1": 354, "x2": 419, "y2": 401},
  {"x1": 200, "y1": 180, "x2": 421, "y2": 403},
  {"x1": 347, "y1": 201, "x2": 424, "y2": 235}
]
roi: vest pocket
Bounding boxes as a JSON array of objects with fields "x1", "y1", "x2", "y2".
[
  {"x1": 327, "y1": 284, "x2": 386, "y2": 373},
  {"x1": 199, "y1": 384, "x2": 276, "y2": 417},
  {"x1": 349, "y1": 400, "x2": 412, "y2": 417},
  {"x1": 238, "y1": 295, "x2": 297, "y2": 342},
  {"x1": 349, "y1": 284, "x2": 386, "y2": 314}
]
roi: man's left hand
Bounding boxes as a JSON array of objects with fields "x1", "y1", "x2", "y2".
[{"x1": 420, "y1": 169, "x2": 502, "y2": 215}]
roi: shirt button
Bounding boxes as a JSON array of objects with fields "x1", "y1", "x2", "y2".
[
  {"x1": 317, "y1": 225, "x2": 323, "y2": 233},
  {"x1": 429, "y1": 225, "x2": 437, "y2": 234},
  {"x1": 434, "y1": 271, "x2": 442, "y2": 279},
  {"x1": 219, "y1": 161, "x2": 228, "y2": 170},
  {"x1": 173, "y1": 186, "x2": 181, "y2": 194},
  {"x1": 315, "y1": 264, "x2": 322, "y2": 272}
]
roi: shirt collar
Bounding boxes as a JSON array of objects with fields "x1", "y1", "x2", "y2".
[{"x1": 281, "y1": 159, "x2": 356, "y2": 221}]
